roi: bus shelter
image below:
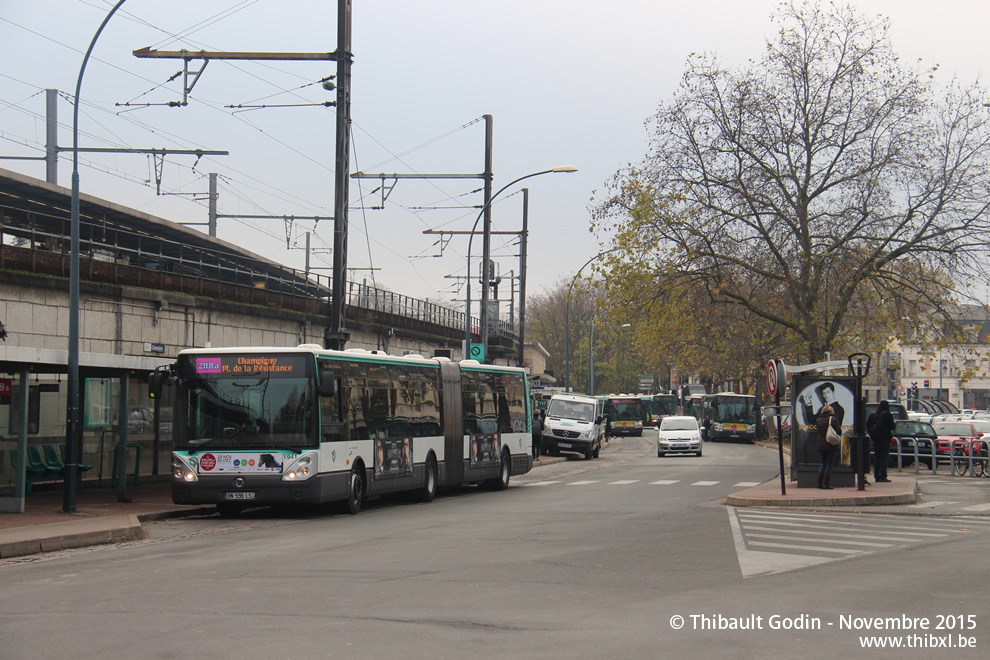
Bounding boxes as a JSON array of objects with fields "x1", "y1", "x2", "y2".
[{"x1": 0, "y1": 345, "x2": 171, "y2": 513}]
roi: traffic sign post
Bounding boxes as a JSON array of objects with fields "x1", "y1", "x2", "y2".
[
  {"x1": 468, "y1": 344, "x2": 485, "y2": 362},
  {"x1": 767, "y1": 359, "x2": 786, "y2": 495}
]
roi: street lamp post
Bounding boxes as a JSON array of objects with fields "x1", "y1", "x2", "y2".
[
  {"x1": 64, "y1": 0, "x2": 127, "y2": 514},
  {"x1": 464, "y1": 165, "x2": 577, "y2": 360},
  {"x1": 565, "y1": 249, "x2": 620, "y2": 392}
]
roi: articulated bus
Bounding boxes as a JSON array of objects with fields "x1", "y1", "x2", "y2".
[
  {"x1": 642, "y1": 394, "x2": 678, "y2": 427},
  {"x1": 151, "y1": 345, "x2": 533, "y2": 516},
  {"x1": 702, "y1": 392, "x2": 759, "y2": 443}
]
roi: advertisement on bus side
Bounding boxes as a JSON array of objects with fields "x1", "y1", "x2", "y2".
[{"x1": 375, "y1": 437, "x2": 413, "y2": 477}]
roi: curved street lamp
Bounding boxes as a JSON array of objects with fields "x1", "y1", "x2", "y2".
[
  {"x1": 65, "y1": 0, "x2": 127, "y2": 513},
  {"x1": 464, "y1": 165, "x2": 577, "y2": 359},
  {"x1": 565, "y1": 248, "x2": 620, "y2": 392}
]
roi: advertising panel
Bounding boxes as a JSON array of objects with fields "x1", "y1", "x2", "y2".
[
  {"x1": 375, "y1": 437, "x2": 413, "y2": 478},
  {"x1": 791, "y1": 375, "x2": 857, "y2": 486},
  {"x1": 193, "y1": 452, "x2": 286, "y2": 474},
  {"x1": 470, "y1": 433, "x2": 501, "y2": 467}
]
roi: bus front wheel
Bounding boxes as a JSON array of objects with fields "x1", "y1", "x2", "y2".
[{"x1": 346, "y1": 468, "x2": 365, "y2": 515}]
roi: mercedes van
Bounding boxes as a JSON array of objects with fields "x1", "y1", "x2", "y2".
[{"x1": 541, "y1": 393, "x2": 604, "y2": 460}]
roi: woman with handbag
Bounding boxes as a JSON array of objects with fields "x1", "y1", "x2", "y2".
[{"x1": 815, "y1": 404, "x2": 842, "y2": 489}]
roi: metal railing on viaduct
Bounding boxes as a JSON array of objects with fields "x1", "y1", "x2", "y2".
[{"x1": 0, "y1": 219, "x2": 520, "y2": 353}]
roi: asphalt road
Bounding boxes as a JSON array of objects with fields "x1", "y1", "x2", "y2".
[{"x1": 1, "y1": 433, "x2": 988, "y2": 659}]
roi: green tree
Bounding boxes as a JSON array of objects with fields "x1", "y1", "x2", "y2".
[{"x1": 592, "y1": 0, "x2": 990, "y2": 363}]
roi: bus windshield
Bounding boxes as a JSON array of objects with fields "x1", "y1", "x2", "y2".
[
  {"x1": 607, "y1": 399, "x2": 643, "y2": 422},
  {"x1": 176, "y1": 353, "x2": 317, "y2": 451},
  {"x1": 710, "y1": 396, "x2": 758, "y2": 423},
  {"x1": 652, "y1": 395, "x2": 677, "y2": 417}
]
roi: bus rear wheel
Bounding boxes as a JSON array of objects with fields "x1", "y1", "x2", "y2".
[
  {"x1": 346, "y1": 468, "x2": 365, "y2": 515},
  {"x1": 487, "y1": 452, "x2": 510, "y2": 490},
  {"x1": 418, "y1": 456, "x2": 437, "y2": 502}
]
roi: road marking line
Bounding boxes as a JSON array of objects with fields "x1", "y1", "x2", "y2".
[
  {"x1": 737, "y1": 514, "x2": 954, "y2": 535},
  {"x1": 567, "y1": 480, "x2": 600, "y2": 486},
  {"x1": 734, "y1": 482, "x2": 761, "y2": 487},
  {"x1": 608, "y1": 480, "x2": 640, "y2": 485},
  {"x1": 650, "y1": 480, "x2": 680, "y2": 485},
  {"x1": 747, "y1": 541, "x2": 861, "y2": 554},
  {"x1": 728, "y1": 509, "x2": 832, "y2": 578},
  {"x1": 742, "y1": 525, "x2": 936, "y2": 543},
  {"x1": 524, "y1": 481, "x2": 561, "y2": 487},
  {"x1": 691, "y1": 480, "x2": 720, "y2": 486},
  {"x1": 905, "y1": 501, "x2": 958, "y2": 508},
  {"x1": 960, "y1": 503, "x2": 990, "y2": 512},
  {"x1": 746, "y1": 533, "x2": 896, "y2": 548}
]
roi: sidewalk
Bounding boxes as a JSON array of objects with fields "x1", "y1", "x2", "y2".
[
  {"x1": 0, "y1": 479, "x2": 214, "y2": 558},
  {"x1": 726, "y1": 474, "x2": 918, "y2": 507}
]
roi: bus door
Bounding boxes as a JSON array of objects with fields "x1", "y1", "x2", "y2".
[{"x1": 439, "y1": 360, "x2": 464, "y2": 487}]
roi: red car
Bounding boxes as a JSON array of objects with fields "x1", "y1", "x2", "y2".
[{"x1": 932, "y1": 421, "x2": 981, "y2": 457}]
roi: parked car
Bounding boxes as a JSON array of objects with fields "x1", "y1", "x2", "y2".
[
  {"x1": 889, "y1": 420, "x2": 936, "y2": 468},
  {"x1": 657, "y1": 415, "x2": 703, "y2": 457},
  {"x1": 933, "y1": 421, "x2": 980, "y2": 457}
]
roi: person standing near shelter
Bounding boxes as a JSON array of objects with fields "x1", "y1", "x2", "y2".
[
  {"x1": 867, "y1": 400, "x2": 896, "y2": 482},
  {"x1": 816, "y1": 404, "x2": 841, "y2": 489}
]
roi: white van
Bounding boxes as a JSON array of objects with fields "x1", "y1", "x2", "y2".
[{"x1": 541, "y1": 393, "x2": 604, "y2": 460}]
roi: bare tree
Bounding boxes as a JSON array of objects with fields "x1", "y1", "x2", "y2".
[{"x1": 592, "y1": 0, "x2": 990, "y2": 362}]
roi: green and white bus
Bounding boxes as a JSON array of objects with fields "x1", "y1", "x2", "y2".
[
  {"x1": 151, "y1": 345, "x2": 533, "y2": 516},
  {"x1": 701, "y1": 392, "x2": 759, "y2": 443},
  {"x1": 642, "y1": 394, "x2": 678, "y2": 427}
]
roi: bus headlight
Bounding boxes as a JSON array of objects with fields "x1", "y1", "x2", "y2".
[
  {"x1": 713, "y1": 423, "x2": 723, "y2": 432},
  {"x1": 172, "y1": 456, "x2": 198, "y2": 483},
  {"x1": 282, "y1": 453, "x2": 318, "y2": 482}
]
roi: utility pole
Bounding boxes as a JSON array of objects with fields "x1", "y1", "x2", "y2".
[
  {"x1": 518, "y1": 187, "x2": 528, "y2": 367},
  {"x1": 479, "y1": 115, "x2": 494, "y2": 357},
  {"x1": 326, "y1": 0, "x2": 353, "y2": 350},
  {"x1": 132, "y1": 0, "x2": 352, "y2": 350},
  {"x1": 0, "y1": 88, "x2": 228, "y2": 186}
]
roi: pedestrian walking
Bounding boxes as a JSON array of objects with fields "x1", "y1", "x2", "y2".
[{"x1": 816, "y1": 404, "x2": 841, "y2": 489}]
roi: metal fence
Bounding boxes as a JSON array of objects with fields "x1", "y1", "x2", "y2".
[{"x1": 884, "y1": 438, "x2": 989, "y2": 478}]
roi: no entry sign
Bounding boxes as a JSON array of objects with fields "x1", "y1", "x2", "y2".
[{"x1": 767, "y1": 360, "x2": 781, "y2": 398}]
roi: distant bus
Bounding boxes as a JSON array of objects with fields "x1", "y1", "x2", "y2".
[
  {"x1": 680, "y1": 383, "x2": 707, "y2": 408},
  {"x1": 152, "y1": 345, "x2": 532, "y2": 516},
  {"x1": 603, "y1": 395, "x2": 646, "y2": 436},
  {"x1": 642, "y1": 394, "x2": 678, "y2": 427},
  {"x1": 702, "y1": 392, "x2": 759, "y2": 443},
  {"x1": 684, "y1": 395, "x2": 706, "y2": 422}
]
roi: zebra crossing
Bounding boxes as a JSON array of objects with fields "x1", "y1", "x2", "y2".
[
  {"x1": 522, "y1": 479, "x2": 763, "y2": 488},
  {"x1": 728, "y1": 508, "x2": 990, "y2": 578}
]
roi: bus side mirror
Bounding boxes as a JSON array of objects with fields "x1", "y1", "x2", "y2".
[
  {"x1": 318, "y1": 370, "x2": 336, "y2": 397},
  {"x1": 596, "y1": 416, "x2": 603, "y2": 425},
  {"x1": 148, "y1": 369, "x2": 170, "y2": 399}
]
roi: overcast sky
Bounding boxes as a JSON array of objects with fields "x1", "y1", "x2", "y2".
[{"x1": 2, "y1": 1, "x2": 987, "y2": 314}]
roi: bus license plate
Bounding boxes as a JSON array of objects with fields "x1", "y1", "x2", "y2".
[
  {"x1": 558, "y1": 443, "x2": 572, "y2": 448},
  {"x1": 225, "y1": 492, "x2": 255, "y2": 500}
]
